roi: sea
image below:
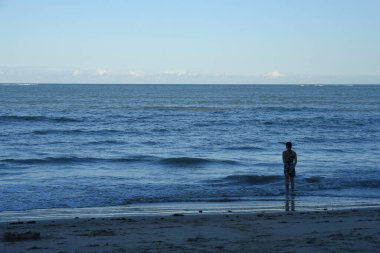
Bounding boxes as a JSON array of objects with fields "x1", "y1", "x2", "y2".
[{"x1": 0, "y1": 84, "x2": 379, "y2": 219}]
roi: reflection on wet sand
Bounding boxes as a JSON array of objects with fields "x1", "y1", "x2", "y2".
[{"x1": 285, "y1": 193, "x2": 295, "y2": 211}]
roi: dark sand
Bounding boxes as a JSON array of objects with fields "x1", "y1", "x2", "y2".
[{"x1": 1, "y1": 208, "x2": 380, "y2": 253}]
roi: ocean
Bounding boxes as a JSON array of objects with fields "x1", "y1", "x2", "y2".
[{"x1": 0, "y1": 84, "x2": 379, "y2": 216}]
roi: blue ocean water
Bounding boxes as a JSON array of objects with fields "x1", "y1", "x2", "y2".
[{"x1": 0, "y1": 84, "x2": 379, "y2": 212}]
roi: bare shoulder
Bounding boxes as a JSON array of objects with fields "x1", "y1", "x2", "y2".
[{"x1": 292, "y1": 151, "x2": 297, "y2": 156}]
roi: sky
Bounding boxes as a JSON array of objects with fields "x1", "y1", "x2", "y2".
[{"x1": 0, "y1": 0, "x2": 379, "y2": 84}]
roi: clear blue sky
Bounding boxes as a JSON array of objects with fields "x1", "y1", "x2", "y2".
[{"x1": 0, "y1": 0, "x2": 379, "y2": 84}]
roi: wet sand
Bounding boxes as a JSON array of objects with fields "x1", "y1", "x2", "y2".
[{"x1": 1, "y1": 208, "x2": 380, "y2": 253}]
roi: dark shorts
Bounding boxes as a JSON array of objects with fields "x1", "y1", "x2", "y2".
[{"x1": 284, "y1": 166, "x2": 296, "y2": 177}]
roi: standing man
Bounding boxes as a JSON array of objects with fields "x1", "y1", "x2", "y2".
[{"x1": 282, "y1": 142, "x2": 297, "y2": 193}]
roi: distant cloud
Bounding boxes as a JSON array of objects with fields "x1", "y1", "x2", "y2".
[
  {"x1": 1, "y1": 66, "x2": 379, "y2": 84},
  {"x1": 127, "y1": 70, "x2": 144, "y2": 77},
  {"x1": 161, "y1": 69, "x2": 188, "y2": 76},
  {"x1": 72, "y1": 69, "x2": 81, "y2": 77},
  {"x1": 95, "y1": 68, "x2": 108, "y2": 76},
  {"x1": 264, "y1": 71, "x2": 285, "y2": 79}
]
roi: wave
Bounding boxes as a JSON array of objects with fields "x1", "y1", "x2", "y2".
[
  {"x1": 316, "y1": 148, "x2": 346, "y2": 153},
  {"x1": 257, "y1": 106, "x2": 326, "y2": 113},
  {"x1": 160, "y1": 157, "x2": 212, "y2": 166},
  {"x1": 223, "y1": 175, "x2": 282, "y2": 184},
  {"x1": 342, "y1": 179, "x2": 380, "y2": 188},
  {"x1": 32, "y1": 129, "x2": 122, "y2": 135},
  {"x1": 257, "y1": 116, "x2": 378, "y2": 129},
  {"x1": 1, "y1": 157, "x2": 89, "y2": 165},
  {"x1": 1, "y1": 155, "x2": 157, "y2": 165},
  {"x1": 225, "y1": 146, "x2": 264, "y2": 151},
  {"x1": 141, "y1": 106, "x2": 226, "y2": 112},
  {"x1": 0, "y1": 115, "x2": 80, "y2": 123},
  {"x1": 304, "y1": 177, "x2": 323, "y2": 183},
  {"x1": 142, "y1": 141, "x2": 158, "y2": 145},
  {"x1": 253, "y1": 162, "x2": 279, "y2": 167},
  {"x1": 301, "y1": 177, "x2": 380, "y2": 189},
  {"x1": 86, "y1": 140, "x2": 126, "y2": 145},
  {"x1": 122, "y1": 196, "x2": 245, "y2": 205},
  {"x1": 159, "y1": 157, "x2": 240, "y2": 166},
  {"x1": 33, "y1": 129, "x2": 84, "y2": 135},
  {"x1": 206, "y1": 198, "x2": 243, "y2": 202},
  {"x1": 210, "y1": 174, "x2": 380, "y2": 190},
  {"x1": 1, "y1": 155, "x2": 240, "y2": 167}
]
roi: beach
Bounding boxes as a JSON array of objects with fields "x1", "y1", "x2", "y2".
[
  {"x1": 2, "y1": 207, "x2": 380, "y2": 253},
  {"x1": 1, "y1": 0, "x2": 380, "y2": 251}
]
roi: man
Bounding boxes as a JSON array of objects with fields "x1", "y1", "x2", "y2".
[{"x1": 282, "y1": 142, "x2": 297, "y2": 193}]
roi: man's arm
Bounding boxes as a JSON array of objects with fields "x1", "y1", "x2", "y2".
[
  {"x1": 282, "y1": 151, "x2": 285, "y2": 164},
  {"x1": 294, "y1": 152, "x2": 297, "y2": 166}
]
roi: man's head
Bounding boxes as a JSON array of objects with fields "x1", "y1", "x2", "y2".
[{"x1": 286, "y1": 142, "x2": 292, "y2": 150}]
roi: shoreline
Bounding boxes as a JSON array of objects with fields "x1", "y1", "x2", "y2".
[
  {"x1": 1, "y1": 197, "x2": 380, "y2": 222},
  {"x1": 1, "y1": 207, "x2": 380, "y2": 252}
]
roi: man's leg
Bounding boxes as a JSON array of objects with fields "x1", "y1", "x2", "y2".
[
  {"x1": 285, "y1": 175, "x2": 290, "y2": 193},
  {"x1": 290, "y1": 176, "x2": 295, "y2": 192}
]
